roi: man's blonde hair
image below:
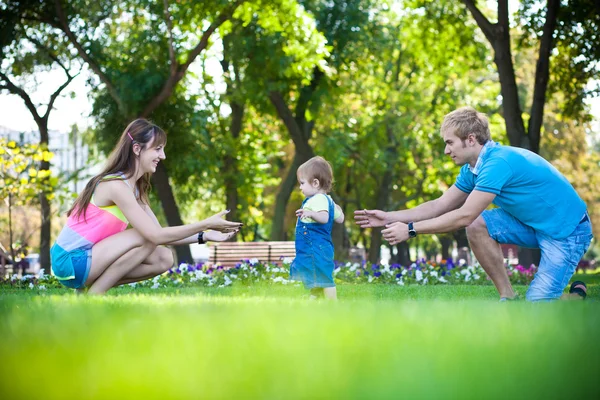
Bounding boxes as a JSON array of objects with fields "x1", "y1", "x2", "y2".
[
  {"x1": 297, "y1": 156, "x2": 334, "y2": 192},
  {"x1": 441, "y1": 107, "x2": 491, "y2": 145}
]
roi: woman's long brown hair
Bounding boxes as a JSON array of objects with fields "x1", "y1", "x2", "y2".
[{"x1": 68, "y1": 119, "x2": 167, "y2": 220}]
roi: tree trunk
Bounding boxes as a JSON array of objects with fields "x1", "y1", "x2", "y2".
[
  {"x1": 368, "y1": 123, "x2": 397, "y2": 264},
  {"x1": 397, "y1": 242, "x2": 411, "y2": 266},
  {"x1": 268, "y1": 88, "x2": 317, "y2": 240},
  {"x1": 518, "y1": 247, "x2": 541, "y2": 267},
  {"x1": 39, "y1": 126, "x2": 51, "y2": 273},
  {"x1": 440, "y1": 235, "x2": 453, "y2": 262},
  {"x1": 453, "y1": 228, "x2": 471, "y2": 264},
  {"x1": 8, "y1": 192, "x2": 14, "y2": 262},
  {"x1": 271, "y1": 154, "x2": 305, "y2": 241},
  {"x1": 527, "y1": 0, "x2": 559, "y2": 155},
  {"x1": 492, "y1": 31, "x2": 526, "y2": 147},
  {"x1": 152, "y1": 163, "x2": 192, "y2": 263},
  {"x1": 224, "y1": 101, "x2": 244, "y2": 240}
]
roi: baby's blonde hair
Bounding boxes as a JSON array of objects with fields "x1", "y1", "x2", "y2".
[{"x1": 297, "y1": 156, "x2": 334, "y2": 192}]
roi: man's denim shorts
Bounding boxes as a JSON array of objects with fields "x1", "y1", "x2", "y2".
[{"x1": 482, "y1": 208, "x2": 594, "y2": 301}]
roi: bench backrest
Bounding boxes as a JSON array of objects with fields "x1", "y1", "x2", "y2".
[{"x1": 209, "y1": 241, "x2": 296, "y2": 267}]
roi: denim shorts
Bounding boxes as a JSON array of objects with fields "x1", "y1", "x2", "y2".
[
  {"x1": 51, "y1": 246, "x2": 92, "y2": 289},
  {"x1": 482, "y1": 209, "x2": 594, "y2": 301}
]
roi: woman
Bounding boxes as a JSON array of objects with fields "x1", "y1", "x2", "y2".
[{"x1": 51, "y1": 119, "x2": 242, "y2": 294}]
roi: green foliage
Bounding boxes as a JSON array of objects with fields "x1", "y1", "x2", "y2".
[
  {"x1": 0, "y1": 138, "x2": 56, "y2": 205},
  {"x1": 517, "y1": 0, "x2": 600, "y2": 119}
]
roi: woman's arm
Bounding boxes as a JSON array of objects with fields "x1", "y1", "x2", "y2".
[{"x1": 104, "y1": 181, "x2": 241, "y2": 245}]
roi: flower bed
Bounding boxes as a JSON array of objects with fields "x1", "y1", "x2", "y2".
[{"x1": 0, "y1": 259, "x2": 538, "y2": 290}]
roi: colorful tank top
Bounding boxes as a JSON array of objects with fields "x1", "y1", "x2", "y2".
[{"x1": 51, "y1": 173, "x2": 136, "y2": 279}]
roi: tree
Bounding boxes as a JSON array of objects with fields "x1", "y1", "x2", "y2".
[
  {"x1": 21, "y1": 0, "x2": 248, "y2": 262},
  {"x1": 0, "y1": 138, "x2": 57, "y2": 264},
  {"x1": 461, "y1": 0, "x2": 600, "y2": 153},
  {"x1": 0, "y1": 4, "x2": 80, "y2": 271},
  {"x1": 314, "y1": 0, "x2": 492, "y2": 262}
]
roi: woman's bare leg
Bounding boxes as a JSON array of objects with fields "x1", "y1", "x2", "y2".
[
  {"x1": 85, "y1": 229, "x2": 157, "y2": 294},
  {"x1": 113, "y1": 247, "x2": 174, "y2": 286}
]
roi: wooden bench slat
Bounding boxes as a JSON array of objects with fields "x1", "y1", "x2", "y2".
[{"x1": 207, "y1": 241, "x2": 296, "y2": 266}]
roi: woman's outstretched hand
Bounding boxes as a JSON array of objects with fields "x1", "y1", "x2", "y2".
[
  {"x1": 203, "y1": 230, "x2": 238, "y2": 242},
  {"x1": 204, "y1": 210, "x2": 243, "y2": 233}
]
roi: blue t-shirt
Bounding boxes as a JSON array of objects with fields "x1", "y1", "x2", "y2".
[{"x1": 455, "y1": 143, "x2": 586, "y2": 239}]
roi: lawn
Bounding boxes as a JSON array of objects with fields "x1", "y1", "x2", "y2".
[{"x1": 1, "y1": 279, "x2": 599, "y2": 399}]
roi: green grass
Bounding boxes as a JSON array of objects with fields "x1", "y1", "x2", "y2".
[{"x1": 1, "y1": 280, "x2": 600, "y2": 399}]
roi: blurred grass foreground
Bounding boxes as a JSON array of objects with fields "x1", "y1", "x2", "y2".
[{"x1": 1, "y1": 280, "x2": 600, "y2": 399}]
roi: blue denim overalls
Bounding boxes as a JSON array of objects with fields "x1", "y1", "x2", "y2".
[{"x1": 290, "y1": 194, "x2": 335, "y2": 289}]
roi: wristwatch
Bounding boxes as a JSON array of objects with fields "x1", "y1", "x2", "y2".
[
  {"x1": 197, "y1": 231, "x2": 206, "y2": 244},
  {"x1": 408, "y1": 222, "x2": 417, "y2": 238}
]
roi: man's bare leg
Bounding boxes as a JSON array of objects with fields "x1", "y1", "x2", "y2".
[{"x1": 466, "y1": 216, "x2": 516, "y2": 299}]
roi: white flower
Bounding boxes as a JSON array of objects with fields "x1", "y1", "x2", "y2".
[
  {"x1": 422, "y1": 278, "x2": 428, "y2": 285},
  {"x1": 39, "y1": 285, "x2": 46, "y2": 290},
  {"x1": 10, "y1": 274, "x2": 18, "y2": 281},
  {"x1": 151, "y1": 282, "x2": 160, "y2": 289},
  {"x1": 415, "y1": 270, "x2": 423, "y2": 282},
  {"x1": 249, "y1": 258, "x2": 259, "y2": 266},
  {"x1": 459, "y1": 259, "x2": 466, "y2": 266},
  {"x1": 430, "y1": 271, "x2": 438, "y2": 278},
  {"x1": 368, "y1": 275, "x2": 374, "y2": 283},
  {"x1": 38, "y1": 269, "x2": 45, "y2": 279},
  {"x1": 401, "y1": 269, "x2": 408, "y2": 276},
  {"x1": 128, "y1": 282, "x2": 138, "y2": 288},
  {"x1": 272, "y1": 276, "x2": 290, "y2": 285},
  {"x1": 282, "y1": 257, "x2": 293, "y2": 265},
  {"x1": 473, "y1": 274, "x2": 481, "y2": 280},
  {"x1": 438, "y1": 276, "x2": 448, "y2": 283},
  {"x1": 28, "y1": 283, "x2": 34, "y2": 289},
  {"x1": 397, "y1": 278, "x2": 404, "y2": 286}
]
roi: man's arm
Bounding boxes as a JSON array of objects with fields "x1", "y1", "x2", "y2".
[
  {"x1": 414, "y1": 190, "x2": 496, "y2": 234},
  {"x1": 388, "y1": 185, "x2": 470, "y2": 223},
  {"x1": 381, "y1": 190, "x2": 495, "y2": 245}
]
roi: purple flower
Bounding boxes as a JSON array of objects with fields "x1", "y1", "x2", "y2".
[
  {"x1": 396, "y1": 273, "x2": 402, "y2": 279},
  {"x1": 374, "y1": 272, "x2": 381, "y2": 277},
  {"x1": 371, "y1": 264, "x2": 379, "y2": 271},
  {"x1": 356, "y1": 270, "x2": 361, "y2": 276}
]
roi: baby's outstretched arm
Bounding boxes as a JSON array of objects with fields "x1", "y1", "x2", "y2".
[{"x1": 334, "y1": 204, "x2": 345, "y2": 224}]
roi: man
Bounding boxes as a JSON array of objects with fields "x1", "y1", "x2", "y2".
[{"x1": 355, "y1": 107, "x2": 593, "y2": 301}]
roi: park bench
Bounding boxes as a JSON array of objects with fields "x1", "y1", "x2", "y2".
[{"x1": 208, "y1": 241, "x2": 296, "y2": 267}]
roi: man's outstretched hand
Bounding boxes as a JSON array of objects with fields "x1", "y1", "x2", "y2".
[
  {"x1": 382, "y1": 221, "x2": 409, "y2": 245},
  {"x1": 354, "y1": 209, "x2": 389, "y2": 228}
]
